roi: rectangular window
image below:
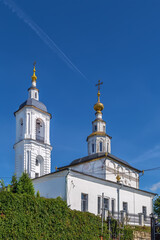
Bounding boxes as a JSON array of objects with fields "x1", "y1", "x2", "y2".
[
  {"x1": 92, "y1": 144, "x2": 94, "y2": 153},
  {"x1": 100, "y1": 142, "x2": 103, "y2": 152},
  {"x1": 111, "y1": 199, "x2": 115, "y2": 216},
  {"x1": 95, "y1": 125, "x2": 97, "y2": 131},
  {"x1": 103, "y1": 126, "x2": 105, "y2": 132},
  {"x1": 97, "y1": 196, "x2": 101, "y2": 214},
  {"x1": 142, "y1": 206, "x2": 147, "y2": 220},
  {"x1": 104, "y1": 198, "x2": 109, "y2": 210},
  {"x1": 123, "y1": 202, "x2": 128, "y2": 213},
  {"x1": 81, "y1": 193, "x2": 88, "y2": 212}
]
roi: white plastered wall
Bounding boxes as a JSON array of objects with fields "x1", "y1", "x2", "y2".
[
  {"x1": 14, "y1": 106, "x2": 52, "y2": 179},
  {"x1": 15, "y1": 107, "x2": 51, "y2": 145},
  {"x1": 105, "y1": 159, "x2": 139, "y2": 188},
  {"x1": 67, "y1": 172, "x2": 154, "y2": 225},
  {"x1": 33, "y1": 171, "x2": 66, "y2": 199},
  {"x1": 70, "y1": 157, "x2": 139, "y2": 188},
  {"x1": 88, "y1": 136, "x2": 111, "y2": 155}
]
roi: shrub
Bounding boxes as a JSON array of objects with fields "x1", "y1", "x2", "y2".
[
  {"x1": 0, "y1": 192, "x2": 109, "y2": 240},
  {"x1": 17, "y1": 172, "x2": 35, "y2": 195}
]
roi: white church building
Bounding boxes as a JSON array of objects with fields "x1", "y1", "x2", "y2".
[{"x1": 14, "y1": 66, "x2": 156, "y2": 226}]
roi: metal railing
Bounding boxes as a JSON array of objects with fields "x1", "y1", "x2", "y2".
[{"x1": 107, "y1": 211, "x2": 150, "y2": 225}]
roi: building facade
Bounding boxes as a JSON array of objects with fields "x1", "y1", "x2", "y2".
[
  {"x1": 33, "y1": 168, "x2": 155, "y2": 226},
  {"x1": 14, "y1": 70, "x2": 156, "y2": 226}
]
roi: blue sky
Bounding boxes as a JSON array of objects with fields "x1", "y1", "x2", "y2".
[{"x1": 0, "y1": 0, "x2": 160, "y2": 194}]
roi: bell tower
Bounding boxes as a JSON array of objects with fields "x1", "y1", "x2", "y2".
[
  {"x1": 87, "y1": 80, "x2": 112, "y2": 155},
  {"x1": 14, "y1": 64, "x2": 52, "y2": 179}
]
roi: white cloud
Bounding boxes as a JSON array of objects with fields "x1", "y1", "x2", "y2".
[{"x1": 150, "y1": 182, "x2": 160, "y2": 192}]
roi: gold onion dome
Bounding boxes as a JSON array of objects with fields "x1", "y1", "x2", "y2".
[
  {"x1": 94, "y1": 91, "x2": 104, "y2": 113},
  {"x1": 31, "y1": 65, "x2": 37, "y2": 82}
]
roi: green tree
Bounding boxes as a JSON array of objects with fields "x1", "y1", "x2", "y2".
[
  {"x1": 11, "y1": 173, "x2": 18, "y2": 193},
  {"x1": 17, "y1": 172, "x2": 35, "y2": 195},
  {"x1": 7, "y1": 184, "x2": 11, "y2": 192},
  {"x1": 36, "y1": 190, "x2": 40, "y2": 198},
  {"x1": 0, "y1": 179, "x2": 6, "y2": 191},
  {"x1": 154, "y1": 196, "x2": 160, "y2": 216}
]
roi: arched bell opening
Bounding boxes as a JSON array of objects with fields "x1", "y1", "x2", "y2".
[
  {"x1": 36, "y1": 118, "x2": 44, "y2": 143},
  {"x1": 35, "y1": 155, "x2": 44, "y2": 178},
  {"x1": 19, "y1": 118, "x2": 23, "y2": 140}
]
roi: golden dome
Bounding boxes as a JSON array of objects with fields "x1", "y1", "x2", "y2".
[
  {"x1": 94, "y1": 91, "x2": 104, "y2": 113},
  {"x1": 31, "y1": 65, "x2": 37, "y2": 82}
]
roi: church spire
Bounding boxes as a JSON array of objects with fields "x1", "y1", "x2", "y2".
[
  {"x1": 31, "y1": 62, "x2": 37, "y2": 87},
  {"x1": 28, "y1": 62, "x2": 39, "y2": 101},
  {"x1": 94, "y1": 80, "x2": 104, "y2": 114},
  {"x1": 87, "y1": 80, "x2": 112, "y2": 155}
]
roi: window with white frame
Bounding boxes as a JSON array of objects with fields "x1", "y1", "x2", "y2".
[
  {"x1": 100, "y1": 142, "x2": 103, "y2": 152},
  {"x1": 142, "y1": 206, "x2": 147, "y2": 220},
  {"x1": 104, "y1": 197, "x2": 109, "y2": 210},
  {"x1": 111, "y1": 199, "x2": 115, "y2": 216},
  {"x1": 97, "y1": 196, "x2": 101, "y2": 215},
  {"x1": 123, "y1": 202, "x2": 128, "y2": 213},
  {"x1": 81, "y1": 193, "x2": 88, "y2": 212},
  {"x1": 92, "y1": 144, "x2": 94, "y2": 153},
  {"x1": 107, "y1": 142, "x2": 109, "y2": 152}
]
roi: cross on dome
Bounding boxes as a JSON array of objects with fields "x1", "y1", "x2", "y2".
[
  {"x1": 94, "y1": 80, "x2": 104, "y2": 113},
  {"x1": 95, "y1": 79, "x2": 103, "y2": 92}
]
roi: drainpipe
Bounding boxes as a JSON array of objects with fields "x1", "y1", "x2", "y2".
[{"x1": 65, "y1": 168, "x2": 70, "y2": 206}]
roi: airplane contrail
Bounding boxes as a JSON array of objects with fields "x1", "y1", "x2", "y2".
[{"x1": 1, "y1": 0, "x2": 88, "y2": 80}]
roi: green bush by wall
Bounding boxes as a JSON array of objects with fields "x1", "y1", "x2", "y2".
[
  {"x1": 0, "y1": 192, "x2": 109, "y2": 240},
  {"x1": 0, "y1": 192, "x2": 134, "y2": 240}
]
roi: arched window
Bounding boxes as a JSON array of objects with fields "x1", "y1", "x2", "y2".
[
  {"x1": 19, "y1": 118, "x2": 23, "y2": 139},
  {"x1": 36, "y1": 159, "x2": 39, "y2": 166},
  {"x1": 35, "y1": 155, "x2": 44, "y2": 177},
  {"x1": 92, "y1": 143, "x2": 94, "y2": 153},
  {"x1": 36, "y1": 119, "x2": 44, "y2": 142},
  {"x1": 93, "y1": 125, "x2": 97, "y2": 132},
  {"x1": 100, "y1": 142, "x2": 103, "y2": 152},
  {"x1": 107, "y1": 142, "x2": 109, "y2": 152}
]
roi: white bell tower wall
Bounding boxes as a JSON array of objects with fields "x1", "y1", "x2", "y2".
[{"x1": 14, "y1": 65, "x2": 52, "y2": 179}]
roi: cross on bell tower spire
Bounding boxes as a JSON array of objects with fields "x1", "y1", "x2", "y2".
[
  {"x1": 94, "y1": 80, "x2": 104, "y2": 113},
  {"x1": 95, "y1": 79, "x2": 103, "y2": 92}
]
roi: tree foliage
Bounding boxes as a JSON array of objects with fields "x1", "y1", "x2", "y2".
[
  {"x1": 11, "y1": 173, "x2": 18, "y2": 193},
  {"x1": 36, "y1": 190, "x2": 40, "y2": 198},
  {"x1": 0, "y1": 179, "x2": 6, "y2": 191},
  {"x1": 0, "y1": 193, "x2": 110, "y2": 240},
  {"x1": 154, "y1": 195, "x2": 160, "y2": 216},
  {"x1": 17, "y1": 172, "x2": 35, "y2": 195}
]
